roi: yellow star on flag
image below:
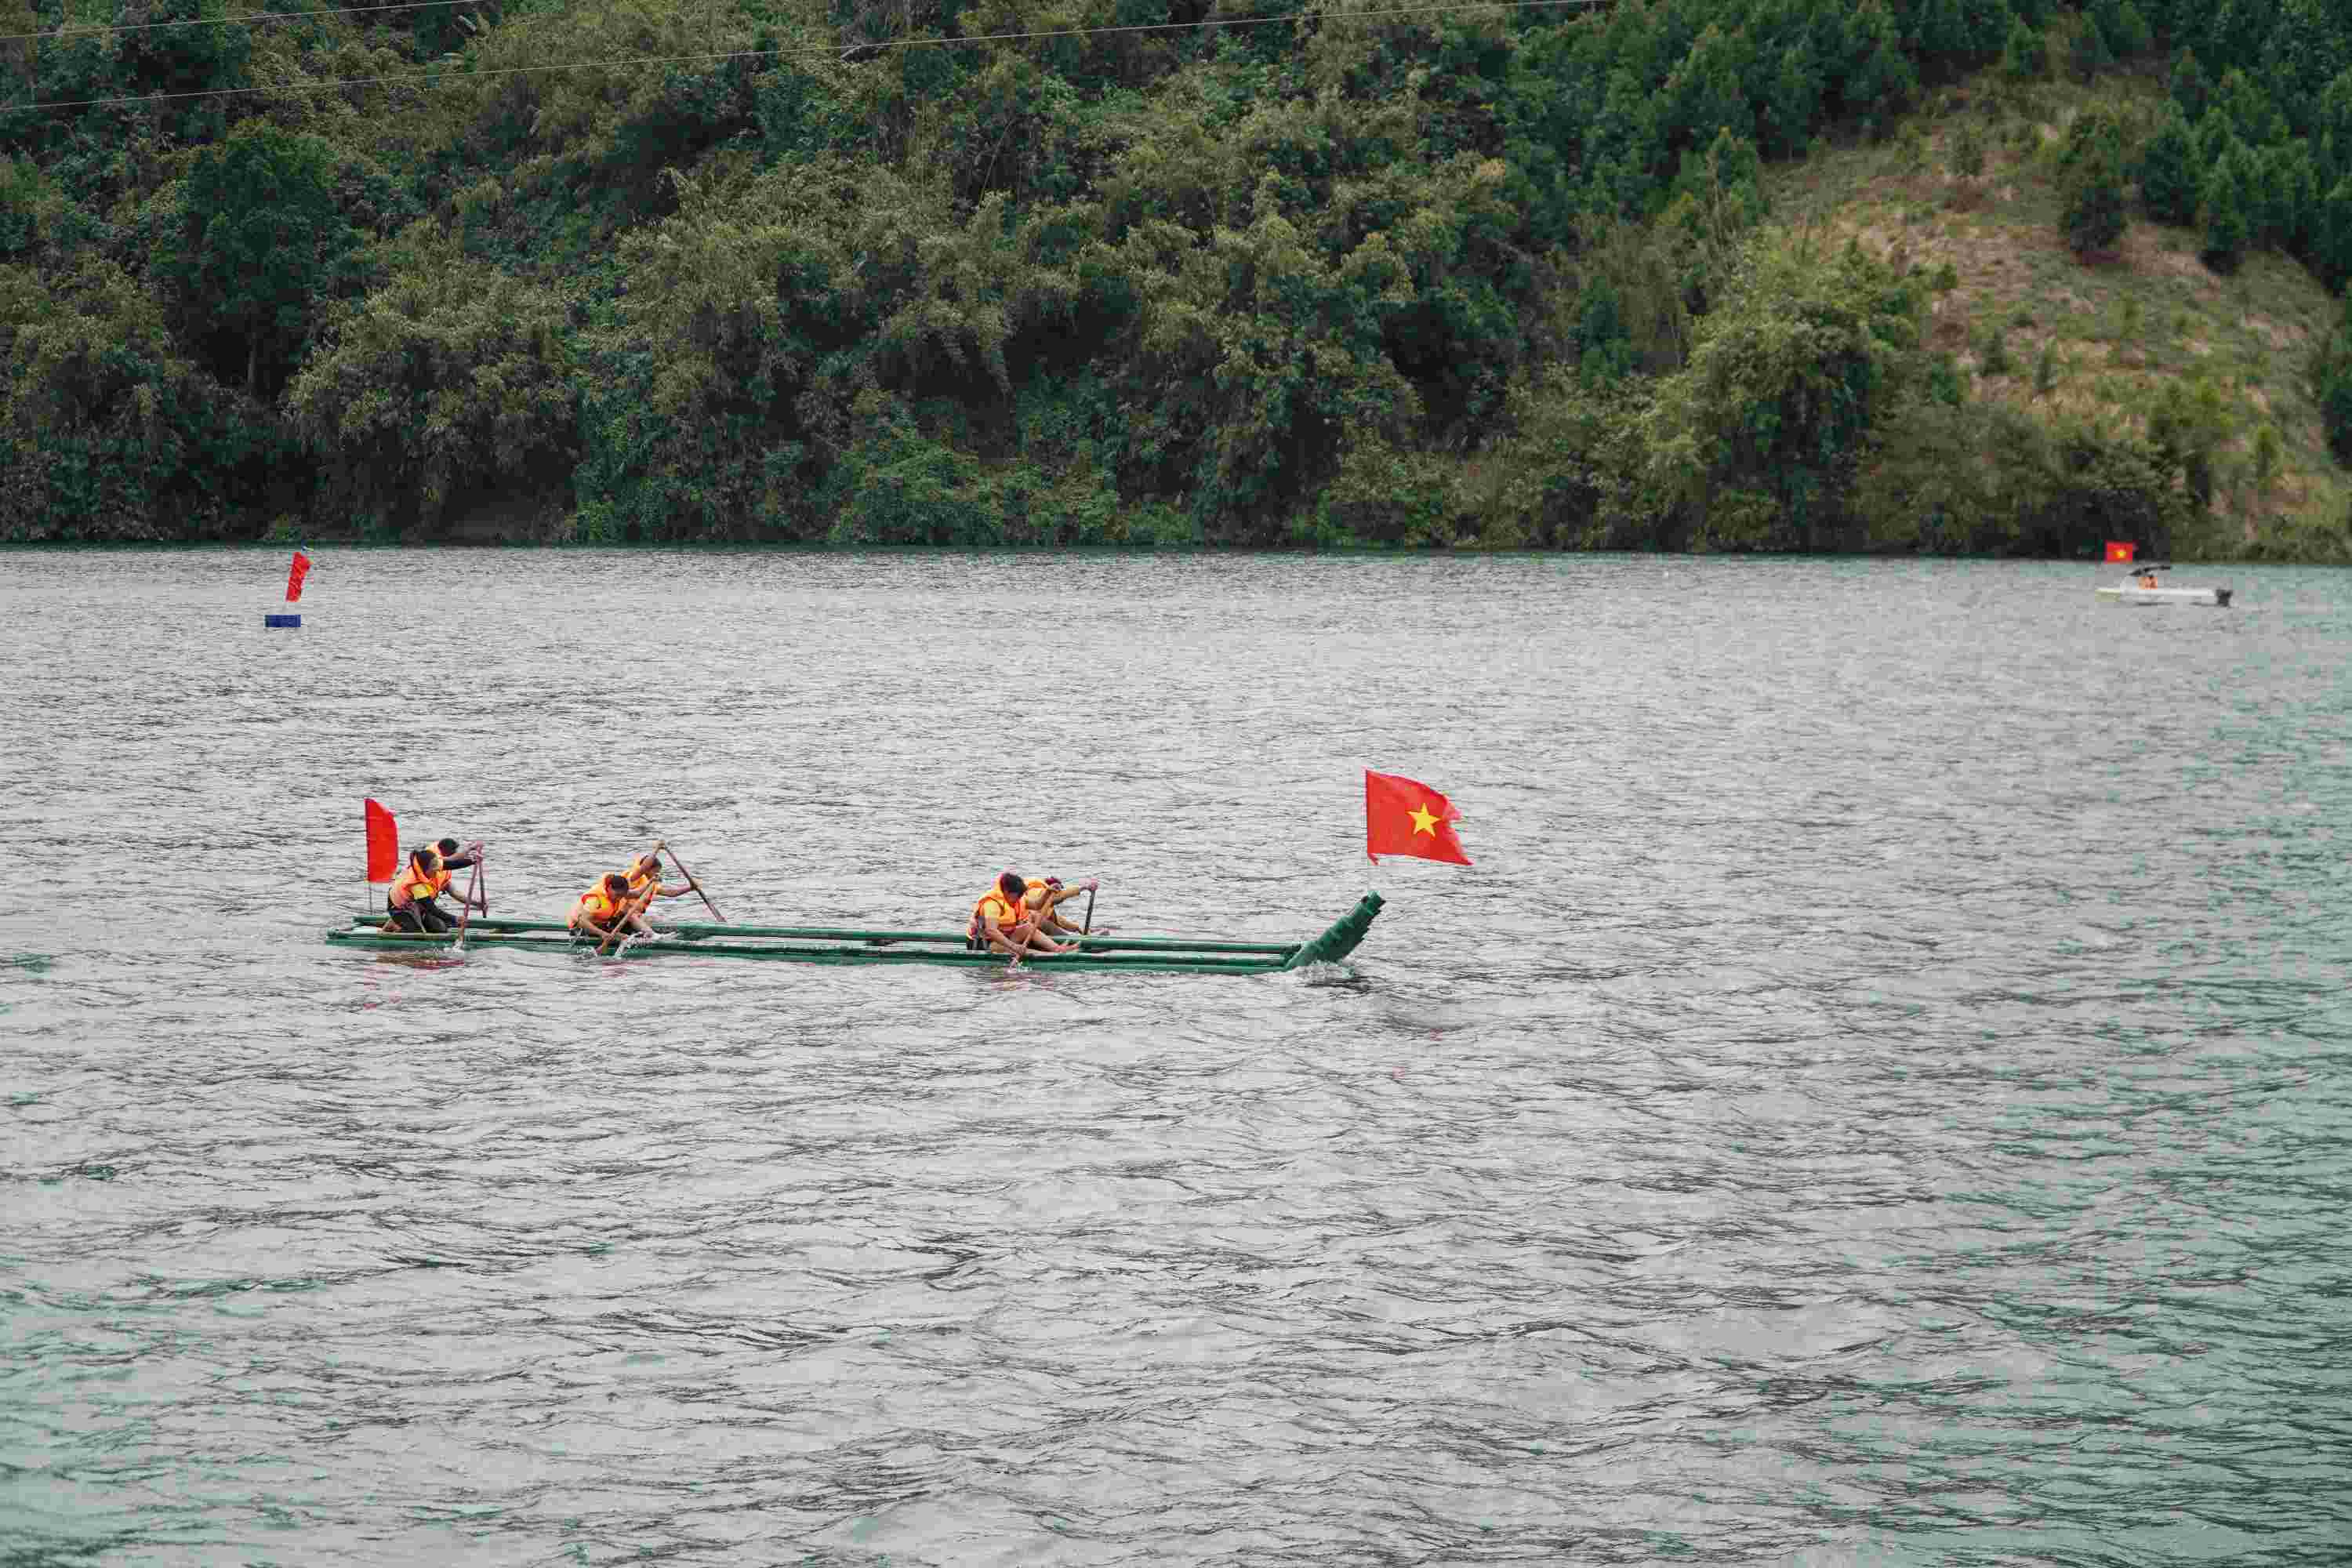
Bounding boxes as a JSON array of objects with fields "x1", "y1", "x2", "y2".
[{"x1": 1408, "y1": 804, "x2": 1440, "y2": 837}]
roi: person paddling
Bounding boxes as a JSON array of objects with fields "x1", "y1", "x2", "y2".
[
  {"x1": 385, "y1": 846, "x2": 478, "y2": 933},
  {"x1": 433, "y1": 837, "x2": 485, "y2": 876},
  {"x1": 968, "y1": 870, "x2": 1073, "y2": 966},
  {"x1": 1019, "y1": 876, "x2": 1102, "y2": 938},
  {"x1": 571, "y1": 873, "x2": 648, "y2": 946},
  {"x1": 621, "y1": 851, "x2": 697, "y2": 928}
]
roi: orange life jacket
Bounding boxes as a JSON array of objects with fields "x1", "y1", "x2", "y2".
[
  {"x1": 389, "y1": 862, "x2": 438, "y2": 909},
  {"x1": 575, "y1": 886, "x2": 623, "y2": 924},
  {"x1": 971, "y1": 887, "x2": 1021, "y2": 935}
]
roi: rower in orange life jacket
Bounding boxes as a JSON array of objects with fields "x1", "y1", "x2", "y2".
[
  {"x1": 1018, "y1": 875, "x2": 1102, "y2": 938},
  {"x1": 571, "y1": 873, "x2": 645, "y2": 944},
  {"x1": 620, "y1": 851, "x2": 695, "y2": 927},
  {"x1": 385, "y1": 847, "x2": 476, "y2": 934},
  {"x1": 968, "y1": 870, "x2": 1076, "y2": 967},
  {"x1": 432, "y1": 837, "x2": 485, "y2": 880}
]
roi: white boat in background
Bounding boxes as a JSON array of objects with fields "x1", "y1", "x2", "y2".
[{"x1": 2095, "y1": 566, "x2": 2233, "y2": 608}]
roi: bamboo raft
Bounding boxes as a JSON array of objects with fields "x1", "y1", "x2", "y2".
[{"x1": 325, "y1": 892, "x2": 1384, "y2": 974}]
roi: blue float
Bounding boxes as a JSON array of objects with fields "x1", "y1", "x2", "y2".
[{"x1": 264, "y1": 612, "x2": 302, "y2": 628}]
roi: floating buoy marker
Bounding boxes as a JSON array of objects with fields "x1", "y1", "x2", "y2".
[{"x1": 265, "y1": 548, "x2": 310, "y2": 628}]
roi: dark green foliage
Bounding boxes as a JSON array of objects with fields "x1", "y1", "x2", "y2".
[
  {"x1": 2212, "y1": 67, "x2": 2288, "y2": 149},
  {"x1": 1950, "y1": 119, "x2": 1986, "y2": 179},
  {"x1": 2261, "y1": 0, "x2": 2352, "y2": 132},
  {"x1": 2002, "y1": 16, "x2": 2048, "y2": 81},
  {"x1": 158, "y1": 125, "x2": 361, "y2": 397},
  {"x1": 1632, "y1": 233, "x2": 1921, "y2": 550},
  {"x1": 287, "y1": 229, "x2": 579, "y2": 534},
  {"x1": 1926, "y1": 349, "x2": 1965, "y2": 405},
  {"x1": 1975, "y1": 321, "x2": 2013, "y2": 373},
  {"x1": 2314, "y1": 176, "x2": 2352, "y2": 289},
  {"x1": 2253, "y1": 139, "x2": 2318, "y2": 252},
  {"x1": 2201, "y1": 139, "x2": 2256, "y2": 270},
  {"x1": 2170, "y1": 49, "x2": 2211, "y2": 121},
  {"x1": 2315, "y1": 295, "x2": 2352, "y2": 465},
  {"x1": 1572, "y1": 274, "x2": 1637, "y2": 386},
  {"x1": 1839, "y1": 2, "x2": 1918, "y2": 136},
  {"x1": 0, "y1": 0, "x2": 2344, "y2": 553},
  {"x1": 2144, "y1": 376, "x2": 2235, "y2": 507},
  {"x1": 2107, "y1": 1, "x2": 2153, "y2": 57},
  {"x1": 0, "y1": 260, "x2": 291, "y2": 541},
  {"x1": 2317, "y1": 71, "x2": 2352, "y2": 187},
  {"x1": 1853, "y1": 402, "x2": 2184, "y2": 557},
  {"x1": 2058, "y1": 106, "x2": 2128, "y2": 256},
  {"x1": 2068, "y1": 11, "x2": 2112, "y2": 82},
  {"x1": 2138, "y1": 103, "x2": 2203, "y2": 225}
]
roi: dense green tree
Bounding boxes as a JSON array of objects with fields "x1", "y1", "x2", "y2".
[
  {"x1": 0, "y1": 258, "x2": 285, "y2": 540},
  {"x1": 2202, "y1": 139, "x2": 2256, "y2": 270},
  {"x1": 287, "y1": 227, "x2": 579, "y2": 533},
  {"x1": 2002, "y1": 16, "x2": 2047, "y2": 80},
  {"x1": 2212, "y1": 67, "x2": 2288, "y2": 149},
  {"x1": 2059, "y1": 107, "x2": 2129, "y2": 256},
  {"x1": 2170, "y1": 49, "x2": 2211, "y2": 122},
  {"x1": 2314, "y1": 176, "x2": 2352, "y2": 288},
  {"x1": 2316, "y1": 295, "x2": 2352, "y2": 465},
  {"x1": 1632, "y1": 231, "x2": 1921, "y2": 550},
  {"x1": 158, "y1": 125, "x2": 360, "y2": 396},
  {"x1": 2255, "y1": 140, "x2": 2318, "y2": 252},
  {"x1": 1761, "y1": 42, "x2": 1824, "y2": 159},
  {"x1": 2069, "y1": 11, "x2": 2112, "y2": 82},
  {"x1": 2139, "y1": 103, "x2": 2203, "y2": 225},
  {"x1": 2314, "y1": 70, "x2": 2352, "y2": 187},
  {"x1": 2106, "y1": 1, "x2": 2153, "y2": 58},
  {"x1": 2259, "y1": 0, "x2": 2352, "y2": 133},
  {"x1": 1840, "y1": 2, "x2": 1917, "y2": 137}
]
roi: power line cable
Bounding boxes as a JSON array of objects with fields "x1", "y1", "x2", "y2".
[{"x1": 4, "y1": 0, "x2": 1610, "y2": 113}]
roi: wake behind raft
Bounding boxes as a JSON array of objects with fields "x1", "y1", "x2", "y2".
[{"x1": 325, "y1": 894, "x2": 1385, "y2": 975}]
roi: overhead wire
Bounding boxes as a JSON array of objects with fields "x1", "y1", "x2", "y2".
[{"x1": 2, "y1": 0, "x2": 1611, "y2": 113}]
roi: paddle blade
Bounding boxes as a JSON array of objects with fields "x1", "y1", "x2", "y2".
[
  {"x1": 364, "y1": 798, "x2": 398, "y2": 882},
  {"x1": 286, "y1": 550, "x2": 313, "y2": 602}
]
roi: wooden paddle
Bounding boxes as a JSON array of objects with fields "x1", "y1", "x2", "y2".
[
  {"x1": 455, "y1": 852, "x2": 484, "y2": 946},
  {"x1": 661, "y1": 840, "x2": 726, "y2": 923},
  {"x1": 1083, "y1": 886, "x2": 1095, "y2": 934}
]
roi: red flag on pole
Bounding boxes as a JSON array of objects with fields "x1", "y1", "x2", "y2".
[
  {"x1": 2104, "y1": 540, "x2": 2136, "y2": 564},
  {"x1": 365, "y1": 798, "x2": 398, "y2": 883},
  {"x1": 286, "y1": 550, "x2": 313, "y2": 602},
  {"x1": 1366, "y1": 770, "x2": 1472, "y2": 866}
]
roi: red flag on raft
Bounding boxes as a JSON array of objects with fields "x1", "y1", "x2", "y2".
[
  {"x1": 285, "y1": 550, "x2": 313, "y2": 602},
  {"x1": 1366, "y1": 769, "x2": 1472, "y2": 866},
  {"x1": 365, "y1": 798, "x2": 398, "y2": 883},
  {"x1": 2105, "y1": 540, "x2": 2136, "y2": 564}
]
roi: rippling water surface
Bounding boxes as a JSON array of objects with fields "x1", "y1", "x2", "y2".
[{"x1": 3, "y1": 550, "x2": 2348, "y2": 1566}]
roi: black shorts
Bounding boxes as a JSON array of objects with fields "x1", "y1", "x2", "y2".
[{"x1": 388, "y1": 900, "x2": 456, "y2": 933}]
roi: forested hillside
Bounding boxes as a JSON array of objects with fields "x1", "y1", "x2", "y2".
[{"x1": 4, "y1": 0, "x2": 2351, "y2": 555}]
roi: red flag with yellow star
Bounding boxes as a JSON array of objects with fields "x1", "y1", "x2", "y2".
[{"x1": 1366, "y1": 770, "x2": 1471, "y2": 866}]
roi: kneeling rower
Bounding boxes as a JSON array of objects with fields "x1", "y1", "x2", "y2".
[
  {"x1": 969, "y1": 870, "x2": 1073, "y2": 967},
  {"x1": 386, "y1": 847, "x2": 479, "y2": 933},
  {"x1": 571, "y1": 873, "x2": 651, "y2": 946}
]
